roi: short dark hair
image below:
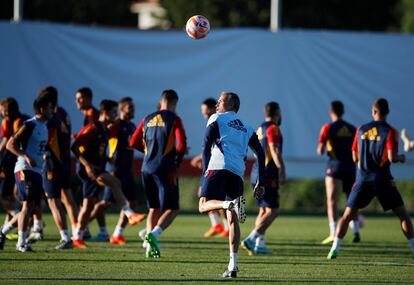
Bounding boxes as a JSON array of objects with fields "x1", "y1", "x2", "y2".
[
  {"x1": 119, "y1": 97, "x2": 133, "y2": 105},
  {"x1": 77, "y1": 87, "x2": 93, "y2": 99},
  {"x1": 202, "y1": 98, "x2": 216, "y2": 109},
  {"x1": 99, "y1": 99, "x2": 118, "y2": 114},
  {"x1": 161, "y1": 89, "x2": 178, "y2": 104},
  {"x1": 330, "y1": 101, "x2": 344, "y2": 117},
  {"x1": 38, "y1": 86, "x2": 58, "y2": 108},
  {"x1": 33, "y1": 94, "x2": 51, "y2": 114},
  {"x1": 0, "y1": 97, "x2": 20, "y2": 116},
  {"x1": 373, "y1": 98, "x2": 389, "y2": 116},
  {"x1": 221, "y1": 92, "x2": 240, "y2": 113},
  {"x1": 264, "y1": 101, "x2": 280, "y2": 117}
]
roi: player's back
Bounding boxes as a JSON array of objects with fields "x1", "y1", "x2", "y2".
[
  {"x1": 324, "y1": 120, "x2": 355, "y2": 164},
  {"x1": 46, "y1": 114, "x2": 71, "y2": 172},
  {"x1": 83, "y1": 106, "x2": 99, "y2": 126},
  {"x1": 354, "y1": 120, "x2": 396, "y2": 182},
  {"x1": 142, "y1": 110, "x2": 183, "y2": 173},
  {"x1": 206, "y1": 111, "x2": 254, "y2": 178},
  {"x1": 109, "y1": 118, "x2": 136, "y2": 173}
]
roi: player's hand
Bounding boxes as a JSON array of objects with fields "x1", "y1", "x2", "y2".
[
  {"x1": 24, "y1": 154, "x2": 36, "y2": 168},
  {"x1": 253, "y1": 181, "x2": 265, "y2": 199},
  {"x1": 85, "y1": 164, "x2": 97, "y2": 180}
]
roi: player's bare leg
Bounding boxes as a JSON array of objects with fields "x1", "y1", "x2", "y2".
[
  {"x1": 110, "y1": 200, "x2": 136, "y2": 245},
  {"x1": 223, "y1": 209, "x2": 240, "y2": 277},
  {"x1": 89, "y1": 200, "x2": 111, "y2": 241},
  {"x1": 16, "y1": 201, "x2": 35, "y2": 251},
  {"x1": 61, "y1": 187, "x2": 79, "y2": 230},
  {"x1": 322, "y1": 177, "x2": 339, "y2": 244},
  {"x1": 72, "y1": 197, "x2": 96, "y2": 248},
  {"x1": 27, "y1": 203, "x2": 43, "y2": 243},
  {"x1": 47, "y1": 198, "x2": 72, "y2": 249}
]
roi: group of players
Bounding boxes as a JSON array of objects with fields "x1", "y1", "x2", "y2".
[{"x1": 0, "y1": 86, "x2": 413, "y2": 278}]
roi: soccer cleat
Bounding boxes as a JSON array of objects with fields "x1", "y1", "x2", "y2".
[
  {"x1": 401, "y1": 129, "x2": 414, "y2": 152},
  {"x1": 27, "y1": 230, "x2": 43, "y2": 243},
  {"x1": 321, "y1": 235, "x2": 334, "y2": 245},
  {"x1": 16, "y1": 243, "x2": 33, "y2": 252},
  {"x1": 92, "y1": 232, "x2": 110, "y2": 242},
  {"x1": 110, "y1": 235, "x2": 126, "y2": 245},
  {"x1": 327, "y1": 249, "x2": 338, "y2": 259},
  {"x1": 352, "y1": 233, "x2": 361, "y2": 243},
  {"x1": 222, "y1": 267, "x2": 238, "y2": 278},
  {"x1": 203, "y1": 224, "x2": 224, "y2": 237},
  {"x1": 241, "y1": 238, "x2": 255, "y2": 256},
  {"x1": 231, "y1": 196, "x2": 246, "y2": 224},
  {"x1": 6, "y1": 233, "x2": 18, "y2": 241},
  {"x1": 83, "y1": 228, "x2": 92, "y2": 240},
  {"x1": 145, "y1": 232, "x2": 160, "y2": 258},
  {"x1": 254, "y1": 245, "x2": 272, "y2": 255},
  {"x1": 73, "y1": 239, "x2": 87, "y2": 249},
  {"x1": 128, "y1": 213, "x2": 146, "y2": 226},
  {"x1": 220, "y1": 230, "x2": 229, "y2": 238},
  {"x1": 0, "y1": 230, "x2": 6, "y2": 250},
  {"x1": 55, "y1": 239, "x2": 73, "y2": 250}
]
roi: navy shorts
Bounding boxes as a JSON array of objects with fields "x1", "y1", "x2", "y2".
[
  {"x1": 347, "y1": 180, "x2": 404, "y2": 211},
  {"x1": 78, "y1": 172, "x2": 104, "y2": 199},
  {"x1": 200, "y1": 169, "x2": 243, "y2": 201},
  {"x1": 0, "y1": 167, "x2": 16, "y2": 198},
  {"x1": 42, "y1": 170, "x2": 62, "y2": 199},
  {"x1": 142, "y1": 171, "x2": 179, "y2": 210},
  {"x1": 254, "y1": 178, "x2": 280, "y2": 208},
  {"x1": 326, "y1": 164, "x2": 355, "y2": 196},
  {"x1": 15, "y1": 170, "x2": 43, "y2": 203},
  {"x1": 103, "y1": 172, "x2": 139, "y2": 202}
]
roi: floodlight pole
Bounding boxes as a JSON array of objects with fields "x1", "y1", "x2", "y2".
[
  {"x1": 270, "y1": 0, "x2": 281, "y2": 32},
  {"x1": 13, "y1": 0, "x2": 23, "y2": 22}
]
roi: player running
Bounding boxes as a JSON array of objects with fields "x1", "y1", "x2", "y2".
[
  {"x1": 71, "y1": 99, "x2": 144, "y2": 249},
  {"x1": 242, "y1": 101, "x2": 286, "y2": 255},
  {"x1": 198, "y1": 92, "x2": 265, "y2": 278},
  {"x1": 317, "y1": 101, "x2": 360, "y2": 244},
  {"x1": 190, "y1": 98, "x2": 229, "y2": 238},
  {"x1": 327, "y1": 98, "x2": 414, "y2": 259},
  {"x1": 130, "y1": 89, "x2": 187, "y2": 258}
]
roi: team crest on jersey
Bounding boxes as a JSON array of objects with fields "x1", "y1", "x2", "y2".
[
  {"x1": 228, "y1": 119, "x2": 247, "y2": 132},
  {"x1": 147, "y1": 114, "x2": 165, "y2": 127},
  {"x1": 361, "y1": 127, "x2": 381, "y2": 141}
]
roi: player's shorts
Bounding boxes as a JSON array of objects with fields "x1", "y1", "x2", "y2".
[
  {"x1": 14, "y1": 170, "x2": 43, "y2": 203},
  {"x1": 325, "y1": 162, "x2": 355, "y2": 196},
  {"x1": 142, "y1": 171, "x2": 179, "y2": 210},
  {"x1": 200, "y1": 169, "x2": 243, "y2": 201},
  {"x1": 42, "y1": 170, "x2": 63, "y2": 199},
  {"x1": 103, "y1": 172, "x2": 139, "y2": 202},
  {"x1": 0, "y1": 167, "x2": 16, "y2": 198},
  {"x1": 78, "y1": 171, "x2": 104, "y2": 199},
  {"x1": 254, "y1": 178, "x2": 280, "y2": 208},
  {"x1": 347, "y1": 180, "x2": 404, "y2": 211}
]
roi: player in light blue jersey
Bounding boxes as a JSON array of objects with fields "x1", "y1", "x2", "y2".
[
  {"x1": 198, "y1": 92, "x2": 265, "y2": 278},
  {"x1": 1, "y1": 96, "x2": 53, "y2": 252}
]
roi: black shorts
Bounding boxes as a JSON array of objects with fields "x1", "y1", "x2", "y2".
[
  {"x1": 347, "y1": 180, "x2": 404, "y2": 211},
  {"x1": 103, "y1": 172, "x2": 139, "y2": 202},
  {"x1": 42, "y1": 170, "x2": 62, "y2": 199},
  {"x1": 15, "y1": 170, "x2": 43, "y2": 203},
  {"x1": 326, "y1": 163, "x2": 355, "y2": 196},
  {"x1": 254, "y1": 177, "x2": 280, "y2": 208},
  {"x1": 0, "y1": 167, "x2": 16, "y2": 198},
  {"x1": 200, "y1": 169, "x2": 243, "y2": 201},
  {"x1": 142, "y1": 171, "x2": 179, "y2": 210},
  {"x1": 78, "y1": 171, "x2": 105, "y2": 199}
]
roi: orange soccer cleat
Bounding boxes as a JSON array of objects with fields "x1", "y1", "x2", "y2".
[
  {"x1": 110, "y1": 235, "x2": 126, "y2": 245},
  {"x1": 203, "y1": 224, "x2": 224, "y2": 237},
  {"x1": 220, "y1": 230, "x2": 229, "y2": 238},
  {"x1": 128, "y1": 213, "x2": 146, "y2": 226},
  {"x1": 72, "y1": 239, "x2": 87, "y2": 249}
]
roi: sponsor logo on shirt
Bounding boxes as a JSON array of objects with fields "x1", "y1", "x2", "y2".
[{"x1": 228, "y1": 119, "x2": 247, "y2": 133}]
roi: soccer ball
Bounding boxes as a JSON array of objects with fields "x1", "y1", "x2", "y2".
[{"x1": 186, "y1": 15, "x2": 210, "y2": 40}]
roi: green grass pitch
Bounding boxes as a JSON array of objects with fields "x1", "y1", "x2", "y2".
[{"x1": 1, "y1": 213, "x2": 413, "y2": 284}]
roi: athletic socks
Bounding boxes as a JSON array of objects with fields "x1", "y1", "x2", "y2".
[
  {"x1": 33, "y1": 220, "x2": 43, "y2": 232},
  {"x1": 1, "y1": 222, "x2": 15, "y2": 235},
  {"x1": 222, "y1": 201, "x2": 232, "y2": 210},
  {"x1": 100, "y1": 226, "x2": 109, "y2": 235},
  {"x1": 256, "y1": 235, "x2": 265, "y2": 248},
  {"x1": 352, "y1": 220, "x2": 360, "y2": 235},
  {"x1": 246, "y1": 229, "x2": 260, "y2": 242},
  {"x1": 122, "y1": 206, "x2": 135, "y2": 218},
  {"x1": 151, "y1": 226, "x2": 163, "y2": 238},
  {"x1": 329, "y1": 221, "x2": 337, "y2": 237},
  {"x1": 228, "y1": 252, "x2": 238, "y2": 271},
  {"x1": 112, "y1": 225, "x2": 124, "y2": 237},
  {"x1": 331, "y1": 237, "x2": 342, "y2": 252},
  {"x1": 59, "y1": 229, "x2": 71, "y2": 242},
  {"x1": 222, "y1": 217, "x2": 229, "y2": 231},
  {"x1": 208, "y1": 212, "x2": 220, "y2": 227},
  {"x1": 17, "y1": 230, "x2": 28, "y2": 246}
]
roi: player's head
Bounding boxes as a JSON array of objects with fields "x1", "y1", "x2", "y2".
[
  {"x1": 33, "y1": 94, "x2": 53, "y2": 120},
  {"x1": 76, "y1": 87, "x2": 93, "y2": 110},
  {"x1": 372, "y1": 98, "x2": 389, "y2": 120},
  {"x1": 329, "y1": 101, "x2": 344, "y2": 120},
  {"x1": 201, "y1": 98, "x2": 216, "y2": 120},
  {"x1": 217, "y1": 92, "x2": 240, "y2": 114},
  {"x1": 0, "y1": 97, "x2": 20, "y2": 119},
  {"x1": 99, "y1": 99, "x2": 118, "y2": 123},
  {"x1": 264, "y1": 101, "x2": 282, "y2": 126},
  {"x1": 38, "y1": 86, "x2": 58, "y2": 109},
  {"x1": 160, "y1": 89, "x2": 179, "y2": 112},
  {"x1": 118, "y1": 97, "x2": 135, "y2": 120}
]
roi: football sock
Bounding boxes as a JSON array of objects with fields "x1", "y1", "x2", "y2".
[
  {"x1": 352, "y1": 220, "x2": 360, "y2": 235},
  {"x1": 151, "y1": 226, "x2": 163, "y2": 238},
  {"x1": 256, "y1": 235, "x2": 265, "y2": 247},
  {"x1": 222, "y1": 201, "x2": 232, "y2": 210},
  {"x1": 33, "y1": 220, "x2": 43, "y2": 232},
  {"x1": 100, "y1": 226, "x2": 108, "y2": 235},
  {"x1": 329, "y1": 221, "x2": 337, "y2": 237},
  {"x1": 331, "y1": 237, "x2": 342, "y2": 252},
  {"x1": 1, "y1": 222, "x2": 15, "y2": 235},
  {"x1": 122, "y1": 206, "x2": 135, "y2": 218},
  {"x1": 113, "y1": 225, "x2": 124, "y2": 237},
  {"x1": 208, "y1": 212, "x2": 220, "y2": 227},
  {"x1": 228, "y1": 252, "x2": 238, "y2": 271},
  {"x1": 60, "y1": 229, "x2": 70, "y2": 242},
  {"x1": 17, "y1": 230, "x2": 27, "y2": 246},
  {"x1": 408, "y1": 238, "x2": 414, "y2": 251},
  {"x1": 222, "y1": 218, "x2": 229, "y2": 231},
  {"x1": 247, "y1": 229, "x2": 260, "y2": 241}
]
